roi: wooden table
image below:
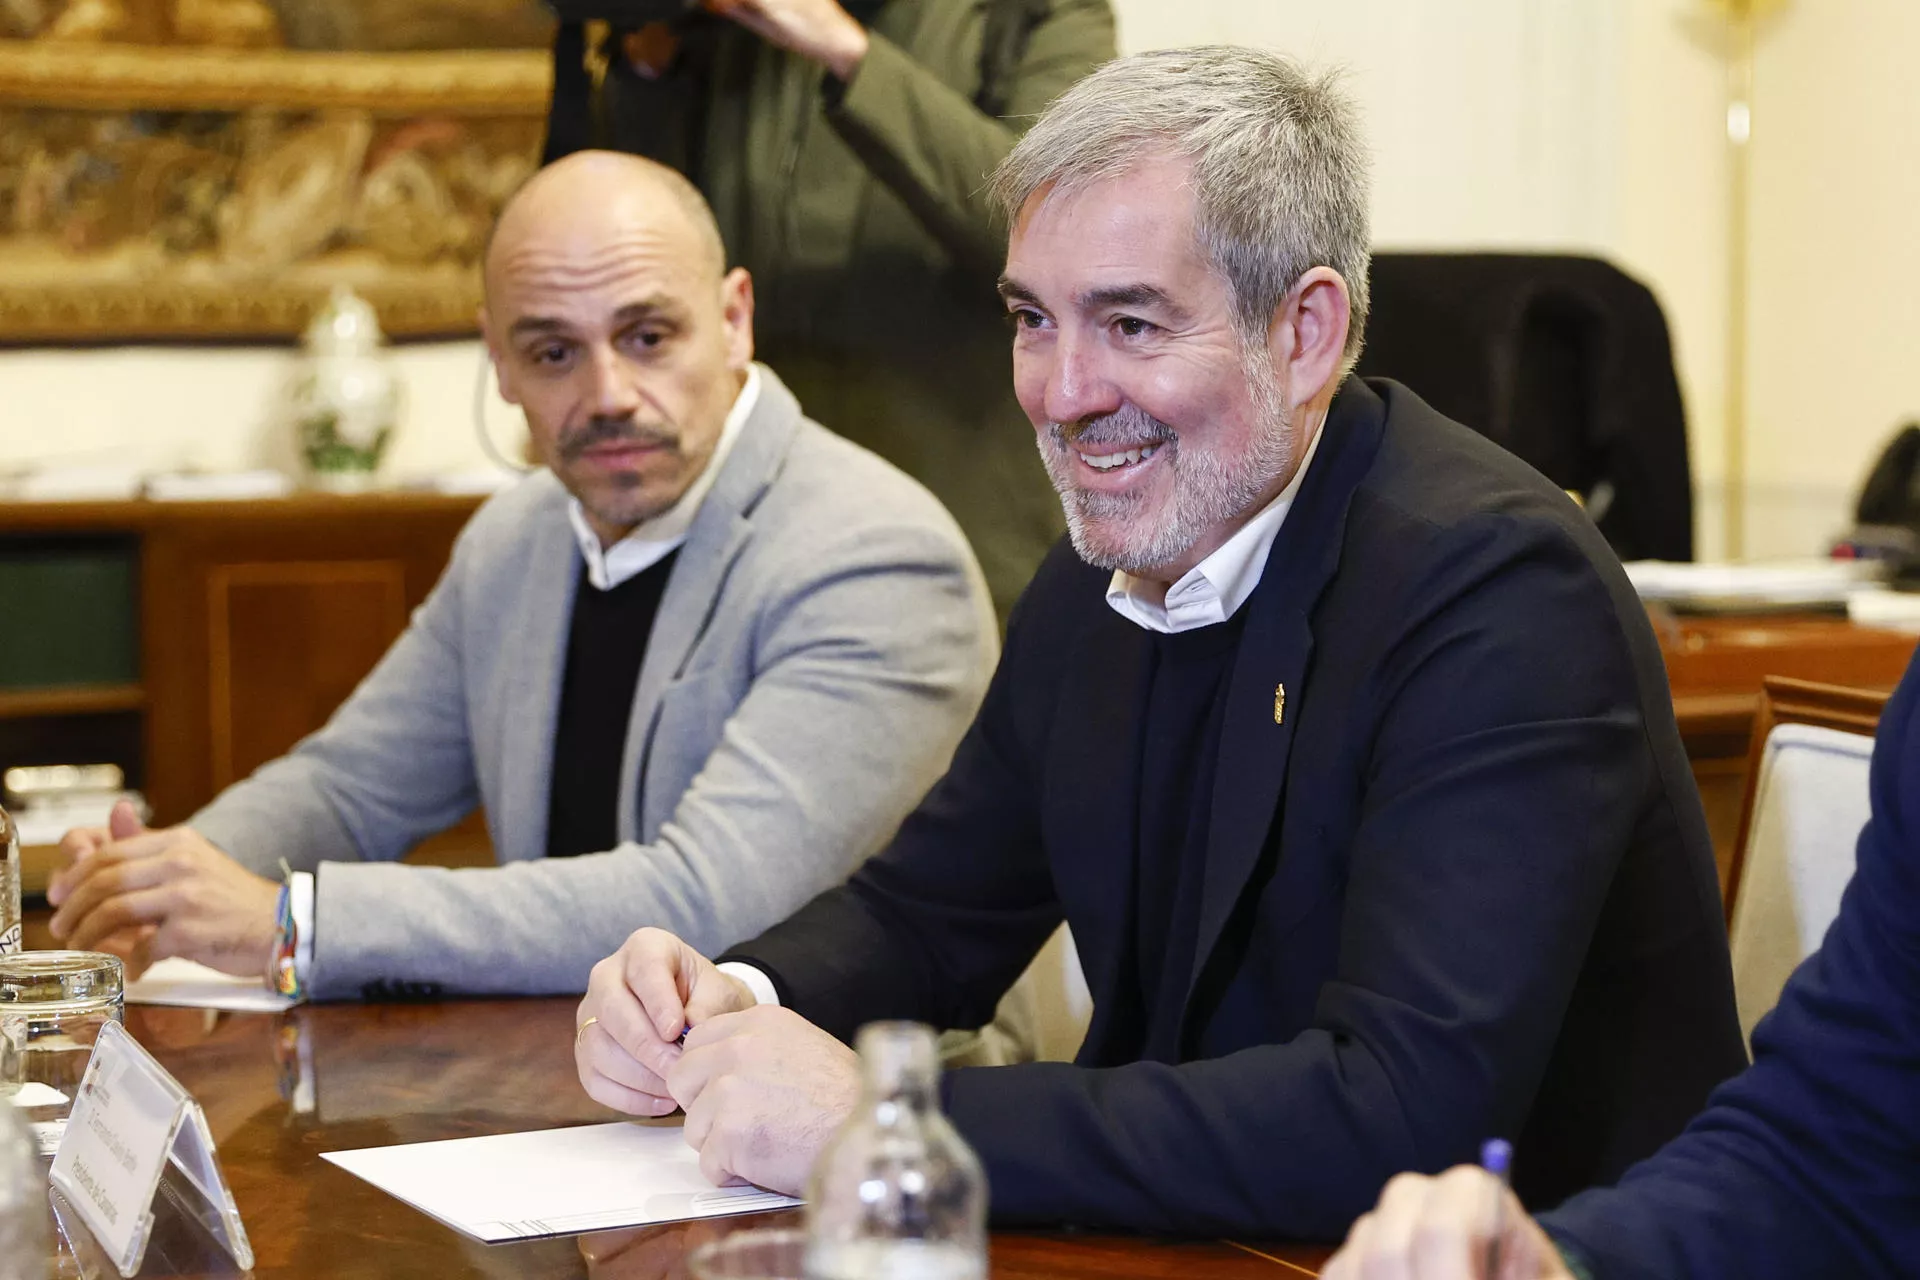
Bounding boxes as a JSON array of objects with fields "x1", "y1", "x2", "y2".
[
  {"x1": 42, "y1": 611, "x2": 1906, "y2": 1277},
  {"x1": 22, "y1": 921, "x2": 1328, "y2": 1279},
  {"x1": 1660, "y1": 610, "x2": 1918, "y2": 749}
]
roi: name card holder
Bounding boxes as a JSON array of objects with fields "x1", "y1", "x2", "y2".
[{"x1": 47, "y1": 1019, "x2": 255, "y2": 1277}]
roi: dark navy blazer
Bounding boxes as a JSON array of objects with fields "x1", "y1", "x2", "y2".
[
  {"x1": 728, "y1": 378, "x2": 1745, "y2": 1237},
  {"x1": 1545, "y1": 651, "x2": 1920, "y2": 1278}
]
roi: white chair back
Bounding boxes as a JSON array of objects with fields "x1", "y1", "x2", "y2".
[
  {"x1": 940, "y1": 924, "x2": 1092, "y2": 1067},
  {"x1": 1028, "y1": 925, "x2": 1093, "y2": 1062},
  {"x1": 1728, "y1": 722, "x2": 1874, "y2": 1046}
]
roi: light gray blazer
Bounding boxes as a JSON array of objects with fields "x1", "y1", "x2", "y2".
[{"x1": 192, "y1": 367, "x2": 998, "y2": 999}]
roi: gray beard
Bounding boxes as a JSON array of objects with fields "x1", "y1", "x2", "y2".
[{"x1": 1040, "y1": 370, "x2": 1295, "y2": 577}]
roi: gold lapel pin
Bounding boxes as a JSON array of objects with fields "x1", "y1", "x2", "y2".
[{"x1": 1273, "y1": 682, "x2": 1286, "y2": 726}]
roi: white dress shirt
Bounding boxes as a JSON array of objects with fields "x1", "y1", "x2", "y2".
[
  {"x1": 1103, "y1": 423, "x2": 1325, "y2": 635},
  {"x1": 566, "y1": 365, "x2": 762, "y2": 590},
  {"x1": 284, "y1": 369, "x2": 763, "y2": 989}
]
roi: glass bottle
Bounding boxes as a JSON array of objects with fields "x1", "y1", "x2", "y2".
[
  {"x1": 803, "y1": 1022, "x2": 987, "y2": 1280},
  {"x1": 0, "y1": 804, "x2": 20, "y2": 956}
]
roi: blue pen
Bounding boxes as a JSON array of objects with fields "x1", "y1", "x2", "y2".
[{"x1": 1480, "y1": 1138, "x2": 1513, "y2": 1279}]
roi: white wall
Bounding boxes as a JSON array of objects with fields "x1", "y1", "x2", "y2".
[
  {"x1": 0, "y1": 340, "x2": 515, "y2": 484},
  {"x1": 1742, "y1": 0, "x2": 1920, "y2": 555},
  {"x1": 1611, "y1": 0, "x2": 1733, "y2": 556},
  {"x1": 1119, "y1": 0, "x2": 1628, "y2": 252},
  {"x1": 3, "y1": 0, "x2": 1910, "y2": 558}
]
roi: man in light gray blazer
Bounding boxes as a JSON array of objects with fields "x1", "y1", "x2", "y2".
[{"x1": 46, "y1": 151, "x2": 998, "y2": 1001}]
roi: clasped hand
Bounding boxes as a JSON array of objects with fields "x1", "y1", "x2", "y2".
[
  {"x1": 575, "y1": 927, "x2": 861, "y2": 1195},
  {"x1": 45, "y1": 799, "x2": 280, "y2": 980}
]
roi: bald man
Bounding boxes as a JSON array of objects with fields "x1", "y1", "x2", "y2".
[{"x1": 47, "y1": 152, "x2": 999, "y2": 1001}]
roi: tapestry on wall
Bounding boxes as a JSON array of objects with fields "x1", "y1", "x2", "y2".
[{"x1": 0, "y1": 0, "x2": 555, "y2": 341}]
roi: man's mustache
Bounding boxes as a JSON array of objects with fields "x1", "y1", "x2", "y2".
[
  {"x1": 557, "y1": 416, "x2": 679, "y2": 464},
  {"x1": 1048, "y1": 406, "x2": 1178, "y2": 453}
]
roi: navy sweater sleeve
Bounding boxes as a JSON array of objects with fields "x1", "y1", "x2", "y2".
[{"x1": 1542, "y1": 654, "x2": 1920, "y2": 1280}]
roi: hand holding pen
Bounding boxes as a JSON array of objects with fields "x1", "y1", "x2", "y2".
[{"x1": 1321, "y1": 1140, "x2": 1576, "y2": 1280}]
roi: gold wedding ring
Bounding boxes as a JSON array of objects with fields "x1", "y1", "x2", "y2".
[{"x1": 575, "y1": 1015, "x2": 599, "y2": 1047}]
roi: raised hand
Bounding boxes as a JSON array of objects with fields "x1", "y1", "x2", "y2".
[{"x1": 701, "y1": 0, "x2": 870, "y2": 80}]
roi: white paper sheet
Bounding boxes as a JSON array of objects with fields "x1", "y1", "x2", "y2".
[
  {"x1": 1849, "y1": 585, "x2": 1920, "y2": 632},
  {"x1": 6, "y1": 1082, "x2": 69, "y2": 1108},
  {"x1": 1625, "y1": 558, "x2": 1879, "y2": 609},
  {"x1": 321, "y1": 1122, "x2": 801, "y2": 1243},
  {"x1": 124, "y1": 957, "x2": 298, "y2": 1012}
]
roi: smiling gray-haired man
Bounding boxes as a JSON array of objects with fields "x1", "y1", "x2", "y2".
[{"x1": 574, "y1": 47, "x2": 1744, "y2": 1237}]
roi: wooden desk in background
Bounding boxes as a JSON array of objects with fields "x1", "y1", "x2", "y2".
[
  {"x1": 1658, "y1": 610, "x2": 1919, "y2": 892},
  {"x1": 22, "y1": 912, "x2": 1330, "y2": 1279},
  {"x1": 0, "y1": 493, "x2": 485, "y2": 827},
  {"x1": 3, "y1": 493, "x2": 489, "y2": 898}
]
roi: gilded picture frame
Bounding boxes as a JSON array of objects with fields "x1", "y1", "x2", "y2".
[{"x1": 0, "y1": 6, "x2": 555, "y2": 342}]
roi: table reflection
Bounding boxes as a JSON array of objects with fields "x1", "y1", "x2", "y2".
[
  {"x1": 33, "y1": 995, "x2": 1325, "y2": 1278},
  {"x1": 577, "y1": 1217, "x2": 776, "y2": 1280}
]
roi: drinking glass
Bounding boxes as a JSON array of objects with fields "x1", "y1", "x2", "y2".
[{"x1": 0, "y1": 951, "x2": 125, "y2": 1138}]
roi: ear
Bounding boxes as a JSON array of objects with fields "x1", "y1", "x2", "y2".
[
  {"x1": 720, "y1": 267, "x2": 756, "y2": 371},
  {"x1": 478, "y1": 304, "x2": 523, "y2": 407},
  {"x1": 1268, "y1": 266, "x2": 1352, "y2": 413}
]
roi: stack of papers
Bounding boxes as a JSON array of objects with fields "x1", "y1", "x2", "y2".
[
  {"x1": 323, "y1": 1122, "x2": 800, "y2": 1243},
  {"x1": 413, "y1": 468, "x2": 520, "y2": 495},
  {"x1": 144, "y1": 471, "x2": 293, "y2": 501},
  {"x1": 1625, "y1": 559, "x2": 1882, "y2": 613},
  {"x1": 125, "y1": 958, "x2": 299, "y2": 1013},
  {"x1": 0, "y1": 466, "x2": 144, "y2": 501},
  {"x1": 10, "y1": 792, "x2": 146, "y2": 848},
  {"x1": 1848, "y1": 586, "x2": 1920, "y2": 632}
]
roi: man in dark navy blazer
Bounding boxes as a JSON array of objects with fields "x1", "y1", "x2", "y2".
[
  {"x1": 1325, "y1": 651, "x2": 1920, "y2": 1279},
  {"x1": 570, "y1": 47, "x2": 1746, "y2": 1239}
]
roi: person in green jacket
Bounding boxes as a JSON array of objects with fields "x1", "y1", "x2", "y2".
[{"x1": 544, "y1": 0, "x2": 1118, "y2": 619}]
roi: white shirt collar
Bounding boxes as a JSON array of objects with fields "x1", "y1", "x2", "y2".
[
  {"x1": 1104, "y1": 422, "x2": 1327, "y2": 634},
  {"x1": 567, "y1": 365, "x2": 761, "y2": 592}
]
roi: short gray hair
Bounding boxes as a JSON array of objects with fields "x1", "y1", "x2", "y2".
[{"x1": 992, "y1": 45, "x2": 1371, "y2": 368}]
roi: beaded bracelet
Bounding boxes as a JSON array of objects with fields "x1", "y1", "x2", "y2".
[{"x1": 268, "y1": 868, "x2": 304, "y2": 1000}]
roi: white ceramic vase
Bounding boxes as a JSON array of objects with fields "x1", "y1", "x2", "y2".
[{"x1": 291, "y1": 286, "x2": 400, "y2": 491}]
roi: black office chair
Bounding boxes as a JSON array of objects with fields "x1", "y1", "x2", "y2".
[{"x1": 1356, "y1": 253, "x2": 1694, "y2": 563}]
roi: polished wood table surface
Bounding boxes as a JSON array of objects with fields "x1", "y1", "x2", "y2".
[
  {"x1": 1655, "y1": 609, "x2": 1919, "y2": 893},
  {"x1": 20, "y1": 924, "x2": 1328, "y2": 1278},
  {"x1": 1658, "y1": 610, "x2": 1918, "y2": 751}
]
